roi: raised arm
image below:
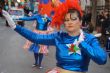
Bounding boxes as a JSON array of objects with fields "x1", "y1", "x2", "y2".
[
  {"x1": 14, "y1": 25, "x2": 57, "y2": 45},
  {"x1": 79, "y1": 35, "x2": 107, "y2": 65},
  {"x1": 19, "y1": 15, "x2": 36, "y2": 21},
  {"x1": 2, "y1": 10, "x2": 56, "y2": 45}
]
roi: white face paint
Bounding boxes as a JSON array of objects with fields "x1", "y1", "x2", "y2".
[{"x1": 64, "y1": 13, "x2": 82, "y2": 34}]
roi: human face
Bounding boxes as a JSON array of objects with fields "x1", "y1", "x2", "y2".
[{"x1": 64, "y1": 12, "x2": 82, "y2": 34}]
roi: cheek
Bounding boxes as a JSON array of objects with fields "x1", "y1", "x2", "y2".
[
  {"x1": 64, "y1": 21, "x2": 81, "y2": 28},
  {"x1": 75, "y1": 21, "x2": 82, "y2": 26},
  {"x1": 74, "y1": 20, "x2": 80, "y2": 24},
  {"x1": 64, "y1": 24, "x2": 69, "y2": 30}
]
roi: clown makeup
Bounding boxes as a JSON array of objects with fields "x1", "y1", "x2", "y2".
[
  {"x1": 63, "y1": 11, "x2": 82, "y2": 36},
  {"x1": 64, "y1": 13, "x2": 79, "y2": 23},
  {"x1": 70, "y1": 13, "x2": 79, "y2": 21}
]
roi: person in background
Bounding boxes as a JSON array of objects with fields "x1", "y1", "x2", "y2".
[
  {"x1": 2, "y1": 0, "x2": 107, "y2": 73},
  {"x1": 85, "y1": 9, "x2": 92, "y2": 26},
  {"x1": 4, "y1": 1, "x2": 9, "y2": 27},
  {"x1": 23, "y1": 20, "x2": 53, "y2": 69},
  {"x1": 20, "y1": 13, "x2": 52, "y2": 69},
  {"x1": 15, "y1": 12, "x2": 52, "y2": 68}
]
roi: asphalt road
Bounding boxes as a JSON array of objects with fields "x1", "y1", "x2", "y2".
[{"x1": 0, "y1": 17, "x2": 110, "y2": 73}]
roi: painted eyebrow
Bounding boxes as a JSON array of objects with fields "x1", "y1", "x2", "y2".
[
  {"x1": 71, "y1": 17, "x2": 77, "y2": 19},
  {"x1": 70, "y1": 13, "x2": 78, "y2": 17}
]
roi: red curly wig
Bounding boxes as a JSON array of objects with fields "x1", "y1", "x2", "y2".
[
  {"x1": 38, "y1": 1, "x2": 54, "y2": 17},
  {"x1": 37, "y1": 0, "x2": 83, "y2": 30},
  {"x1": 51, "y1": 0, "x2": 83, "y2": 29}
]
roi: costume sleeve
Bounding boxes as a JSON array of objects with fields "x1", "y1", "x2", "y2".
[
  {"x1": 14, "y1": 25, "x2": 57, "y2": 45},
  {"x1": 79, "y1": 37, "x2": 107, "y2": 65},
  {"x1": 19, "y1": 15, "x2": 36, "y2": 21}
]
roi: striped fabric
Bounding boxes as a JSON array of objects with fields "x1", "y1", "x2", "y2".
[{"x1": 39, "y1": 45, "x2": 49, "y2": 55}]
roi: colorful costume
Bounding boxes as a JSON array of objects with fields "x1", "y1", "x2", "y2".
[
  {"x1": 19, "y1": 14, "x2": 51, "y2": 30},
  {"x1": 2, "y1": 0, "x2": 107, "y2": 72},
  {"x1": 15, "y1": 0, "x2": 107, "y2": 71},
  {"x1": 19, "y1": 14, "x2": 51, "y2": 67},
  {"x1": 14, "y1": 25, "x2": 107, "y2": 72}
]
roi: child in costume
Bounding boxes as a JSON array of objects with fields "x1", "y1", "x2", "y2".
[
  {"x1": 17, "y1": 13, "x2": 51, "y2": 68},
  {"x1": 2, "y1": 0, "x2": 107, "y2": 73}
]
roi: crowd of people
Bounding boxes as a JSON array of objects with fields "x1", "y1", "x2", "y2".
[
  {"x1": 0, "y1": 0, "x2": 109, "y2": 73},
  {"x1": 96, "y1": 9, "x2": 110, "y2": 58},
  {"x1": 82, "y1": 8, "x2": 110, "y2": 58}
]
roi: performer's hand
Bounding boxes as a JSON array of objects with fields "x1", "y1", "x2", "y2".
[
  {"x1": 2, "y1": 10, "x2": 16, "y2": 29},
  {"x1": 78, "y1": 30, "x2": 84, "y2": 44},
  {"x1": 94, "y1": 33, "x2": 102, "y2": 37}
]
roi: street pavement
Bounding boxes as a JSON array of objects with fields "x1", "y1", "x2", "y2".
[{"x1": 0, "y1": 17, "x2": 110, "y2": 73}]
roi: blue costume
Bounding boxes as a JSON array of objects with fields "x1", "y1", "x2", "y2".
[
  {"x1": 19, "y1": 14, "x2": 51, "y2": 30},
  {"x1": 19, "y1": 14, "x2": 51, "y2": 52},
  {"x1": 14, "y1": 25, "x2": 107, "y2": 72},
  {"x1": 19, "y1": 14, "x2": 51, "y2": 67}
]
